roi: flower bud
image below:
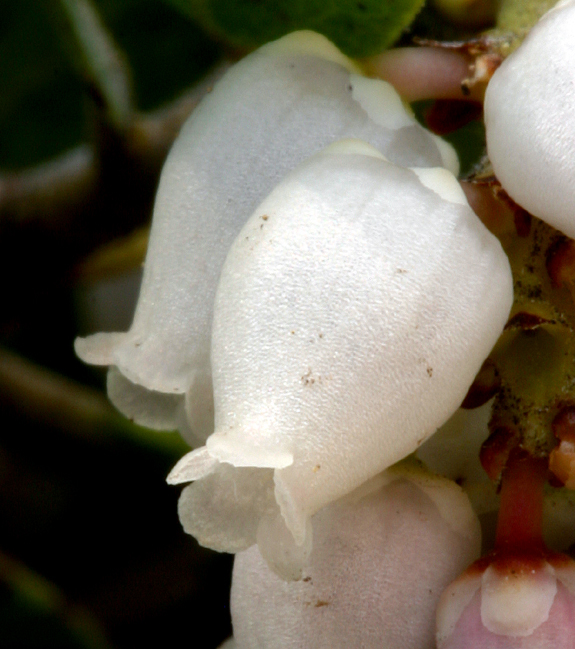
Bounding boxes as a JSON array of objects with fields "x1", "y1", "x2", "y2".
[
  {"x1": 231, "y1": 466, "x2": 481, "y2": 649},
  {"x1": 484, "y1": 0, "x2": 575, "y2": 238},
  {"x1": 168, "y1": 140, "x2": 512, "y2": 577},
  {"x1": 437, "y1": 554, "x2": 575, "y2": 648},
  {"x1": 75, "y1": 30, "x2": 457, "y2": 444}
]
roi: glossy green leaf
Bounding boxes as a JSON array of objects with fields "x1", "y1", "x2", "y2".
[{"x1": 163, "y1": 0, "x2": 427, "y2": 57}]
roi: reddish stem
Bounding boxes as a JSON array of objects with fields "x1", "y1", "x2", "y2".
[
  {"x1": 495, "y1": 447, "x2": 548, "y2": 552},
  {"x1": 460, "y1": 182, "x2": 515, "y2": 236},
  {"x1": 362, "y1": 48, "x2": 481, "y2": 102}
]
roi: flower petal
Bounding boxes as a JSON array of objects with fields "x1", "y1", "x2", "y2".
[
  {"x1": 231, "y1": 468, "x2": 481, "y2": 647},
  {"x1": 480, "y1": 562, "x2": 557, "y2": 636},
  {"x1": 484, "y1": 0, "x2": 575, "y2": 237},
  {"x1": 177, "y1": 464, "x2": 277, "y2": 554},
  {"x1": 75, "y1": 30, "x2": 457, "y2": 442},
  {"x1": 205, "y1": 141, "x2": 512, "y2": 543}
]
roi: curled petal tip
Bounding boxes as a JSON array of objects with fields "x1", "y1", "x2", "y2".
[
  {"x1": 74, "y1": 332, "x2": 123, "y2": 366},
  {"x1": 166, "y1": 446, "x2": 219, "y2": 485}
]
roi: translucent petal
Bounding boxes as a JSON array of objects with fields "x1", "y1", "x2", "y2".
[
  {"x1": 106, "y1": 367, "x2": 180, "y2": 431},
  {"x1": 167, "y1": 446, "x2": 219, "y2": 484},
  {"x1": 203, "y1": 142, "x2": 512, "y2": 546},
  {"x1": 231, "y1": 469, "x2": 481, "y2": 647},
  {"x1": 177, "y1": 465, "x2": 277, "y2": 553},
  {"x1": 75, "y1": 30, "x2": 457, "y2": 442},
  {"x1": 256, "y1": 512, "x2": 313, "y2": 581}
]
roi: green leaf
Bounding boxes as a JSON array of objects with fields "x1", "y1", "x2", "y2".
[
  {"x1": 0, "y1": 0, "x2": 219, "y2": 169},
  {"x1": 0, "y1": 0, "x2": 85, "y2": 169},
  {"x1": 89, "y1": 0, "x2": 221, "y2": 111},
  {"x1": 163, "y1": 0, "x2": 427, "y2": 58}
]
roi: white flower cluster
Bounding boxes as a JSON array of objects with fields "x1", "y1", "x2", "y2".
[
  {"x1": 75, "y1": 30, "x2": 459, "y2": 446},
  {"x1": 75, "y1": 28, "x2": 525, "y2": 648}
]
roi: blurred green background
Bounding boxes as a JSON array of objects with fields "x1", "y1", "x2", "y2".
[{"x1": 1, "y1": 2, "x2": 230, "y2": 647}]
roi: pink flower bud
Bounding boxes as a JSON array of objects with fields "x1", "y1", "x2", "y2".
[{"x1": 437, "y1": 554, "x2": 575, "y2": 648}]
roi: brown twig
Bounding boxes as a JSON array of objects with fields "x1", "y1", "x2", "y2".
[{"x1": 0, "y1": 62, "x2": 229, "y2": 236}]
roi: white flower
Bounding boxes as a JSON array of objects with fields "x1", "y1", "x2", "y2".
[
  {"x1": 74, "y1": 30, "x2": 457, "y2": 445},
  {"x1": 168, "y1": 140, "x2": 512, "y2": 578},
  {"x1": 484, "y1": 0, "x2": 575, "y2": 237},
  {"x1": 230, "y1": 465, "x2": 481, "y2": 648}
]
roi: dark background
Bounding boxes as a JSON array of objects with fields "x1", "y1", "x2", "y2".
[
  {"x1": 0, "y1": 1, "x2": 484, "y2": 647},
  {"x1": 1, "y1": 2, "x2": 231, "y2": 647}
]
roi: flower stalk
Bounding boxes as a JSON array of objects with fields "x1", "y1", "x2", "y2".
[{"x1": 494, "y1": 447, "x2": 547, "y2": 553}]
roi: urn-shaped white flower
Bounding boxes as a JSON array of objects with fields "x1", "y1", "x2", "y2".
[
  {"x1": 74, "y1": 30, "x2": 457, "y2": 444},
  {"x1": 231, "y1": 466, "x2": 481, "y2": 649},
  {"x1": 168, "y1": 140, "x2": 513, "y2": 577},
  {"x1": 484, "y1": 0, "x2": 575, "y2": 237}
]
